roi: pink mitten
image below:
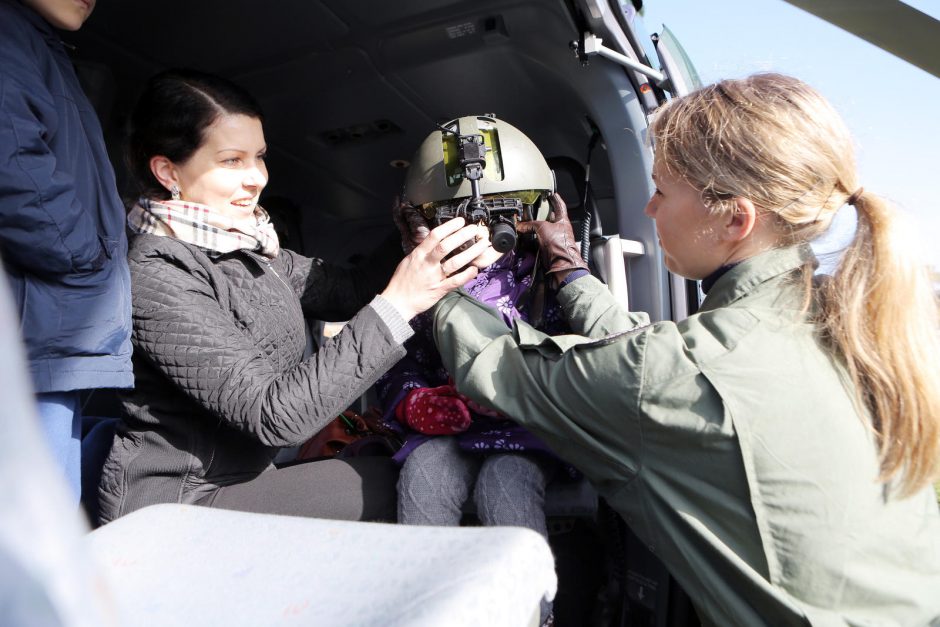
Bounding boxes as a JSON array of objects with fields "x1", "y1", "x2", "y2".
[{"x1": 395, "y1": 385, "x2": 472, "y2": 435}]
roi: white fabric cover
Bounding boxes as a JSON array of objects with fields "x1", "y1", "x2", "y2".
[
  {"x1": 0, "y1": 275, "x2": 113, "y2": 627},
  {"x1": 88, "y1": 504, "x2": 556, "y2": 626}
]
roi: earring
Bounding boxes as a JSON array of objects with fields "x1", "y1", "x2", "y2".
[{"x1": 171, "y1": 185, "x2": 181, "y2": 201}]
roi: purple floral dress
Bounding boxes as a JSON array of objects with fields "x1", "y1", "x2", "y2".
[{"x1": 376, "y1": 248, "x2": 570, "y2": 465}]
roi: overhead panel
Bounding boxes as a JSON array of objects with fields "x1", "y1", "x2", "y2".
[{"x1": 83, "y1": 1, "x2": 348, "y2": 73}]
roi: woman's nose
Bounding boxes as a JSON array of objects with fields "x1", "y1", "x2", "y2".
[
  {"x1": 643, "y1": 196, "x2": 656, "y2": 218},
  {"x1": 243, "y1": 167, "x2": 267, "y2": 190}
]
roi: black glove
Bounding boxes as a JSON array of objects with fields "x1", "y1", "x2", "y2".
[{"x1": 516, "y1": 193, "x2": 588, "y2": 280}]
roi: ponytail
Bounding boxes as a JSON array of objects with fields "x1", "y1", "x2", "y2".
[{"x1": 819, "y1": 190, "x2": 940, "y2": 496}]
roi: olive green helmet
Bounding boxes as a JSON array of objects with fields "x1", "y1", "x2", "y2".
[{"x1": 403, "y1": 114, "x2": 555, "y2": 222}]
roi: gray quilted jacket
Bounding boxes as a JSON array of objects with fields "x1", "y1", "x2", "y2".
[{"x1": 97, "y1": 233, "x2": 411, "y2": 524}]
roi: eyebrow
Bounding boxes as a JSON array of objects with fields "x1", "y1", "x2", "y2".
[{"x1": 215, "y1": 146, "x2": 267, "y2": 155}]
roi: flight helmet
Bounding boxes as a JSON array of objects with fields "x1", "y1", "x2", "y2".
[{"x1": 403, "y1": 114, "x2": 555, "y2": 252}]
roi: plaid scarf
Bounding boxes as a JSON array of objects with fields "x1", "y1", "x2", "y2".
[{"x1": 127, "y1": 198, "x2": 280, "y2": 258}]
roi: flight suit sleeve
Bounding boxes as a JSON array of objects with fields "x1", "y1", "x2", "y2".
[
  {"x1": 557, "y1": 275, "x2": 650, "y2": 337},
  {"x1": 433, "y1": 290, "x2": 646, "y2": 484}
]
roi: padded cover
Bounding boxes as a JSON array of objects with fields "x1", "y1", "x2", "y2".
[{"x1": 88, "y1": 503, "x2": 556, "y2": 626}]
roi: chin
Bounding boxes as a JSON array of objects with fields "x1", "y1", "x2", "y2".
[
  {"x1": 664, "y1": 260, "x2": 698, "y2": 281},
  {"x1": 227, "y1": 205, "x2": 257, "y2": 217},
  {"x1": 46, "y1": 7, "x2": 90, "y2": 31}
]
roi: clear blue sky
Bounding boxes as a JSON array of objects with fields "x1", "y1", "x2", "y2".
[{"x1": 638, "y1": 0, "x2": 940, "y2": 269}]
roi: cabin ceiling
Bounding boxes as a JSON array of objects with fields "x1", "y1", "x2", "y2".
[{"x1": 70, "y1": 1, "x2": 632, "y2": 261}]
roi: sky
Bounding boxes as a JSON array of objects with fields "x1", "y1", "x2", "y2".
[{"x1": 637, "y1": 0, "x2": 940, "y2": 269}]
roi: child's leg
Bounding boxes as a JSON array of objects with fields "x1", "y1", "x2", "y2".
[
  {"x1": 474, "y1": 453, "x2": 553, "y2": 536},
  {"x1": 475, "y1": 453, "x2": 555, "y2": 625},
  {"x1": 398, "y1": 437, "x2": 480, "y2": 525}
]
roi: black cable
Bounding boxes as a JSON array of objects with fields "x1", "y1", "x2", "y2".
[{"x1": 580, "y1": 127, "x2": 602, "y2": 262}]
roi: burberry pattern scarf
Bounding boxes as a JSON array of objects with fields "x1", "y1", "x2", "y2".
[{"x1": 127, "y1": 197, "x2": 280, "y2": 258}]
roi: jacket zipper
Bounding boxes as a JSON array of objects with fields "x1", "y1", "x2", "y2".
[{"x1": 262, "y1": 258, "x2": 292, "y2": 294}]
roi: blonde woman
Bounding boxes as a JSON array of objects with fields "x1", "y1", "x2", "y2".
[{"x1": 433, "y1": 73, "x2": 940, "y2": 625}]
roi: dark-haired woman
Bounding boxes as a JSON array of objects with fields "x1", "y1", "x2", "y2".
[{"x1": 96, "y1": 69, "x2": 487, "y2": 524}]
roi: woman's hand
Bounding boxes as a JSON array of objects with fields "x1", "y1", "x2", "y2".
[
  {"x1": 516, "y1": 192, "x2": 587, "y2": 286},
  {"x1": 470, "y1": 242, "x2": 505, "y2": 269},
  {"x1": 392, "y1": 197, "x2": 430, "y2": 254},
  {"x1": 381, "y1": 217, "x2": 491, "y2": 320}
]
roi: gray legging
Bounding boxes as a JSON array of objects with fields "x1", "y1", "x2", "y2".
[
  {"x1": 201, "y1": 456, "x2": 398, "y2": 522},
  {"x1": 398, "y1": 436, "x2": 555, "y2": 622}
]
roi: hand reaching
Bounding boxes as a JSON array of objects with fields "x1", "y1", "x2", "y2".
[
  {"x1": 381, "y1": 217, "x2": 491, "y2": 320},
  {"x1": 516, "y1": 193, "x2": 587, "y2": 282}
]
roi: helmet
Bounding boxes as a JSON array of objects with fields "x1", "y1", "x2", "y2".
[{"x1": 403, "y1": 115, "x2": 555, "y2": 223}]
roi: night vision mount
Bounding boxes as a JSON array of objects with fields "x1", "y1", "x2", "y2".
[{"x1": 434, "y1": 126, "x2": 522, "y2": 253}]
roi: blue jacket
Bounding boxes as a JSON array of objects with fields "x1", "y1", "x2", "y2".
[{"x1": 0, "y1": 0, "x2": 132, "y2": 393}]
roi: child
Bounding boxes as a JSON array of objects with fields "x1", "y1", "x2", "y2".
[{"x1": 378, "y1": 115, "x2": 572, "y2": 626}]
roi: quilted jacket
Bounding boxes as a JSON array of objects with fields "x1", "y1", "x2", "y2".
[{"x1": 97, "y1": 232, "x2": 410, "y2": 523}]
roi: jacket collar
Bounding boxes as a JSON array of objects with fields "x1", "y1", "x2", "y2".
[
  {"x1": 698, "y1": 244, "x2": 817, "y2": 312},
  {"x1": 8, "y1": 0, "x2": 65, "y2": 45}
]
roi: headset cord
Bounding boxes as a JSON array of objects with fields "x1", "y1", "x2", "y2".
[{"x1": 580, "y1": 129, "x2": 601, "y2": 263}]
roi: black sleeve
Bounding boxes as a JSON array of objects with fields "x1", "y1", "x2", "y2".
[{"x1": 280, "y1": 231, "x2": 403, "y2": 322}]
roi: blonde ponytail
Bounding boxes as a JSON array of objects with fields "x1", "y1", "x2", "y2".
[{"x1": 819, "y1": 191, "x2": 940, "y2": 496}]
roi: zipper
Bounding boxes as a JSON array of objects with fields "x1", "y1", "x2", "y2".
[
  {"x1": 265, "y1": 260, "x2": 292, "y2": 294},
  {"x1": 252, "y1": 251, "x2": 291, "y2": 294},
  {"x1": 264, "y1": 261, "x2": 294, "y2": 292}
]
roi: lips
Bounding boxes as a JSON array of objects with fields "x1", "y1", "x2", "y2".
[{"x1": 231, "y1": 199, "x2": 256, "y2": 208}]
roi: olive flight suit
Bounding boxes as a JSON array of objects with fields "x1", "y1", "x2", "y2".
[{"x1": 434, "y1": 244, "x2": 940, "y2": 626}]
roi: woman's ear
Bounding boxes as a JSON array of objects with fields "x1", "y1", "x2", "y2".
[
  {"x1": 149, "y1": 156, "x2": 179, "y2": 193},
  {"x1": 723, "y1": 197, "x2": 757, "y2": 243}
]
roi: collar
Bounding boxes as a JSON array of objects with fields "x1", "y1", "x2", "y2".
[
  {"x1": 698, "y1": 244, "x2": 817, "y2": 312},
  {"x1": 701, "y1": 262, "x2": 740, "y2": 295},
  {"x1": 9, "y1": 0, "x2": 60, "y2": 43}
]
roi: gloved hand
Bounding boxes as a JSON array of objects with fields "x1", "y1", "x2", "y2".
[
  {"x1": 392, "y1": 196, "x2": 430, "y2": 254},
  {"x1": 516, "y1": 193, "x2": 587, "y2": 281},
  {"x1": 395, "y1": 384, "x2": 472, "y2": 435}
]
